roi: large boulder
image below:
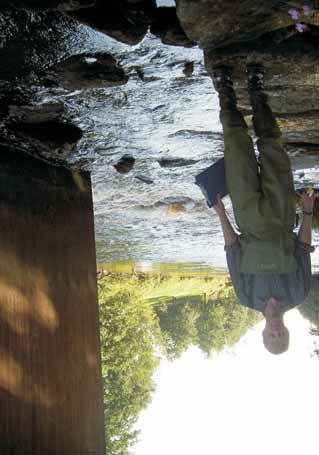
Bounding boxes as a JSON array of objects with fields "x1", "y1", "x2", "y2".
[
  {"x1": 45, "y1": 52, "x2": 128, "y2": 90},
  {"x1": 9, "y1": 120, "x2": 83, "y2": 161},
  {"x1": 8, "y1": 100, "x2": 65, "y2": 123},
  {"x1": 204, "y1": 32, "x2": 319, "y2": 153},
  {"x1": 68, "y1": 0, "x2": 156, "y2": 45},
  {"x1": 176, "y1": 0, "x2": 319, "y2": 49},
  {"x1": 0, "y1": 10, "x2": 97, "y2": 79},
  {"x1": 0, "y1": 0, "x2": 95, "y2": 10}
]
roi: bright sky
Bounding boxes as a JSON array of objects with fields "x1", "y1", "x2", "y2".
[
  {"x1": 133, "y1": 309, "x2": 319, "y2": 455},
  {"x1": 156, "y1": 0, "x2": 175, "y2": 6}
]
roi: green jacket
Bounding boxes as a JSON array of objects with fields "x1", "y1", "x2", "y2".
[
  {"x1": 226, "y1": 238, "x2": 313, "y2": 313},
  {"x1": 238, "y1": 229, "x2": 298, "y2": 274}
]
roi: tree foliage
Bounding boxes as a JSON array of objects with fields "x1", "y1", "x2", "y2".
[
  {"x1": 195, "y1": 286, "x2": 260, "y2": 356},
  {"x1": 299, "y1": 279, "x2": 319, "y2": 357},
  {"x1": 155, "y1": 283, "x2": 261, "y2": 358},
  {"x1": 98, "y1": 275, "x2": 160, "y2": 455},
  {"x1": 156, "y1": 300, "x2": 200, "y2": 359},
  {"x1": 299, "y1": 282, "x2": 319, "y2": 327},
  {"x1": 98, "y1": 271, "x2": 261, "y2": 454}
]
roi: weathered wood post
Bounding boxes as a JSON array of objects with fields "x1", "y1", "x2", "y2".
[{"x1": 0, "y1": 147, "x2": 105, "y2": 455}]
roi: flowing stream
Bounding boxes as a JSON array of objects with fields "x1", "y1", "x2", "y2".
[{"x1": 34, "y1": 27, "x2": 319, "y2": 271}]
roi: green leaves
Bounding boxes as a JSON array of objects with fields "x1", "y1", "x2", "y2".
[
  {"x1": 98, "y1": 272, "x2": 261, "y2": 454},
  {"x1": 99, "y1": 276, "x2": 160, "y2": 455}
]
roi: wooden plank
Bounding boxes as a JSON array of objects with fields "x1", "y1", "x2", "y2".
[{"x1": 0, "y1": 147, "x2": 105, "y2": 455}]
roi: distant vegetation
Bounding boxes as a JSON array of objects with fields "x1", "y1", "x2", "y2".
[
  {"x1": 299, "y1": 291, "x2": 319, "y2": 327},
  {"x1": 98, "y1": 274, "x2": 160, "y2": 455},
  {"x1": 98, "y1": 269, "x2": 261, "y2": 455},
  {"x1": 299, "y1": 276, "x2": 319, "y2": 357}
]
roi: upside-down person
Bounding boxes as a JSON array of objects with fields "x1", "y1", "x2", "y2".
[{"x1": 212, "y1": 64, "x2": 314, "y2": 354}]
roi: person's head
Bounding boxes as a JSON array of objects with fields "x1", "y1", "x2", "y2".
[{"x1": 262, "y1": 297, "x2": 290, "y2": 355}]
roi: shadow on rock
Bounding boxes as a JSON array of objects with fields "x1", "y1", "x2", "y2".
[
  {"x1": 68, "y1": 0, "x2": 156, "y2": 45},
  {"x1": 9, "y1": 120, "x2": 83, "y2": 161}
]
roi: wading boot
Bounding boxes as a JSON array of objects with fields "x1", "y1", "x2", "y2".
[
  {"x1": 247, "y1": 63, "x2": 281, "y2": 138},
  {"x1": 212, "y1": 66, "x2": 233, "y2": 92},
  {"x1": 247, "y1": 63, "x2": 265, "y2": 92},
  {"x1": 212, "y1": 65, "x2": 237, "y2": 111}
]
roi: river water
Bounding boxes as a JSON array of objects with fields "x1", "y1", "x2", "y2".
[
  {"x1": 63, "y1": 31, "x2": 227, "y2": 268},
  {"x1": 41, "y1": 26, "x2": 319, "y2": 271}
]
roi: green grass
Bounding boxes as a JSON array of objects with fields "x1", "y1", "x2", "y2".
[
  {"x1": 97, "y1": 264, "x2": 230, "y2": 307},
  {"x1": 98, "y1": 261, "x2": 226, "y2": 277}
]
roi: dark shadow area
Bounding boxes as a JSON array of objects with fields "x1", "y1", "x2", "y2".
[{"x1": 0, "y1": 147, "x2": 105, "y2": 454}]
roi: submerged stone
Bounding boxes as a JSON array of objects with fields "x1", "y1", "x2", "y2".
[
  {"x1": 135, "y1": 175, "x2": 154, "y2": 184},
  {"x1": 46, "y1": 52, "x2": 128, "y2": 90},
  {"x1": 167, "y1": 202, "x2": 186, "y2": 215},
  {"x1": 114, "y1": 155, "x2": 135, "y2": 174},
  {"x1": 183, "y1": 61, "x2": 194, "y2": 76},
  {"x1": 158, "y1": 158, "x2": 199, "y2": 168}
]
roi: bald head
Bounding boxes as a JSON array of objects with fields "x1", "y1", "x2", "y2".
[
  {"x1": 263, "y1": 297, "x2": 289, "y2": 355},
  {"x1": 262, "y1": 326, "x2": 289, "y2": 354}
]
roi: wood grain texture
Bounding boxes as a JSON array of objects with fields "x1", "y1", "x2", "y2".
[{"x1": 0, "y1": 147, "x2": 105, "y2": 455}]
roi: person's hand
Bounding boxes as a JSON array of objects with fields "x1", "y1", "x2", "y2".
[
  {"x1": 302, "y1": 189, "x2": 315, "y2": 213},
  {"x1": 213, "y1": 194, "x2": 226, "y2": 217}
]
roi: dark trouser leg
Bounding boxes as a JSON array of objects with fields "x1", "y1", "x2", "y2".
[
  {"x1": 249, "y1": 89, "x2": 296, "y2": 230},
  {"x1": 216, "y1": 83, "x2": 262, "y2": 232}
]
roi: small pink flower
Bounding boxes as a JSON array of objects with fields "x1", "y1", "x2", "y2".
[
  {"x1": 295, "y1": 22, "x2": 309, "y2": 32},
  {"x1": 288, "y1": 8, "x2": 301, "y2": 20},
  {"x1": 302, "y1": 5, "x2": 312, "y2": 16}
]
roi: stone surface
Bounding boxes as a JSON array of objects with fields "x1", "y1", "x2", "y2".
[
  {"x1": 167, "y1": 202, "x2": 186, "y2": 215},
  {"x1": 45, "y1": 52, "x2": 128, "y2": 90},
  {"x1": 9, "y1": 120, "x2": 83, "y2": 161},
  {"x1": 8, "y1": 101, "x2": 65, "y2": 123},
  {"x1": 183, "y1": 61, "x2": 194, "y2": 76},
  {"x1": 204, "y1": 32, "x2": 319, "y2": 153},
  {"x1": 1, "y1": 0, "x2": 319, "y2": 168},
  {"x1": 68, "y1": 0, "x2": 156, "y2": 45},
  {"x1": 150, "y1": 7, "x2": 195, "y2": 47},
  {"x1": 158, "y1": 157, "x2": 199, "y2": 168},
  {"x1": 0, "y1": 0, "x2": 95, "y2": 10},
  {"x1": 286, "y1": 143, "x2": 319, "y2": 157},
  {"x1": 135, "y1": 175, "x2": 154, "y2": 184},
  {"x1": 0, "y1": 10, "x2": 97, "y2": 80},
  {"x1": 114, "y1": 155, "x2": 135, "y2": 174},
  {"x1": 177, "y1": 0, "x2": 319, "y2": 49}
]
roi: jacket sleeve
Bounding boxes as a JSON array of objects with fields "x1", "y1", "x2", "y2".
[
  {"x1": 225, "y1": 240, "x2": 252, "y2": 308},
  {"x1": 294, "y1": 240, "x2": 313, "y2": 303}
]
